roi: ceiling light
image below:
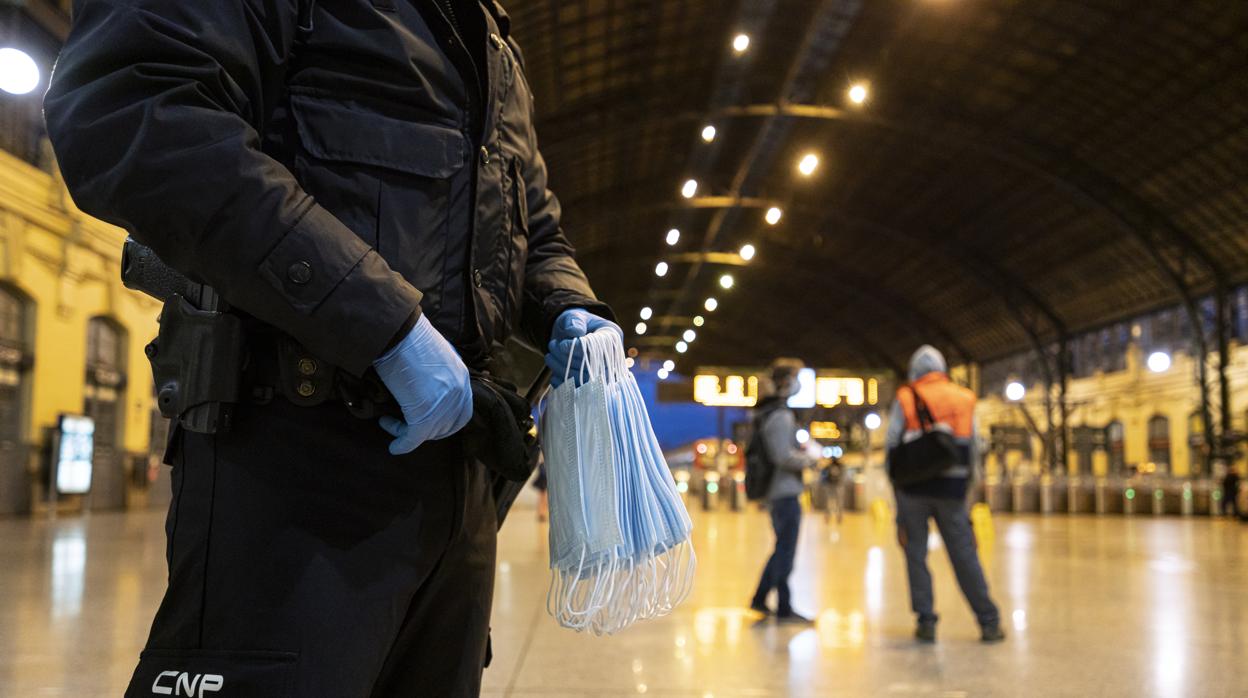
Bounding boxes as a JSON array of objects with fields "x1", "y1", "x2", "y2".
[
  {"x1": 0, "y1": 48, "x2": 40, "y2": 95},
  {"x1": 666, "y1": 228, "x2": 680, "y2": 246},
  {"x1": 1005, "y1": 381, "x2": 1026, "y2": 402},
  {"x1": 655, "y1": 261, "x2": 669, "y2": 277},
  {"x1": 701, "y1": 125, "x2": 716, "y2": 143},
  {"x1": 639, "y1": 306, "x2": 653, "y2": 320},
  {"x1": 732, "y1": 34, "x2": 750, "y2": 54},
  {"x1": 693, "y1": 315, "x2": 705, "y2": 327},
  {"x1": 657, "y1": 368, "x2": 670, "y2": 380},
  {"x1": 683, "y1": 329, "x2": 696, "y2": 343},
  {"x1": 625, "y1": 357, "x2": 635, "y2": 369},
  {"x1": 848, "y1": 82, "x2": 869, "y2": 105},
  {"x1": 798, "y1": 153, "x2": 819, "y2": 176},
  {"x1": 765, "y1": 207, "x2": 782, "y2": 225},
  {"x1": 635, "y1": 322, "x2": 647, "y2": 335},
  {"x1": 663, "y1": 360, "x2": 676, "y2": 372},
  {"x1": 676, "y1": 341, "x2": 689, "y2": 353},
  {"x1": 864, "y1": 412, "x2": 882, "y2": 431},
  {"x1": 704, "y1": 297, "x2": 718, "y2": 312},
  {"x1": 739, "y1": 243, "x2": 756, "y2": 261},
  {"x1": 1147, "y1": 351, "x2": 1172, "y2": 373},
  {"x1": 681, "y1": 179, "x2": 698, "y2": 198},
  {"x1": 719, "y1": 274, "x2": 734, "y2": 289}
]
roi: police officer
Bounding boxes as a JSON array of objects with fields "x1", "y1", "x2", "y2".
[
  {"x1": 886, "y1": 346, "x2": 1004, "y2": 645},
  {"x1": 44, "y1": 1, "x2": 616, "y2": 695}
]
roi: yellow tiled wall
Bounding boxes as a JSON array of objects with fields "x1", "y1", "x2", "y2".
[{"x1": 0, "y1": 150, "x2": 160, "y2": 455}]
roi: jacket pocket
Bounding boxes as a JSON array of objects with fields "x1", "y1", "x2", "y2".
[
  {"x1": 288, "y1": 94, "x2": 467, "y2": 304},
  {"x1": 127, "y1": 648, "x2": 297, "y2": 697}
]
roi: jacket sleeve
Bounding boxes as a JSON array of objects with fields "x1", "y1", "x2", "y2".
[
  {"x1": 43, "y1": 0, "x2": 421, "y2": 376},
  {"x1": 762, "y1": 410, "x2": 814, "y2": 473},
  {"x1": 513, "y1": 56, "x2": 613, "y2": 350},
  {"x1": 883, "y1": 400, "x2": 905, "y2": 470},
  {"x1": 885, "y1": 400, "x2": 906, "y2": 451}
]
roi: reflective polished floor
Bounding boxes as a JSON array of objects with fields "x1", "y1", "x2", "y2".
[{"x1": 2, "y1": 493, "x2": 1245, "y2": 697}]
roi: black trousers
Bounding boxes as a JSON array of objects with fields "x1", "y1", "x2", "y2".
[
  {"x1": 752, "y1": 496, "x2": 802, "y2": 615},
  {"x1": 126, "y1": 398, "x2": 497, "y2": 697}
]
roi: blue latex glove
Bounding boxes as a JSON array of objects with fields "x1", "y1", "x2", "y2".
[
  {"x1": 545, "y1": 309, "x2": 623, "y2": 388},
  {"x1": 374, "y1": 314, "x2": 473, "y2": 455}
]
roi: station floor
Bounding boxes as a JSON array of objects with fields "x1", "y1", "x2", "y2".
[{"x1": 1, "y1": 493, "x2": 1245, "y2": 697}]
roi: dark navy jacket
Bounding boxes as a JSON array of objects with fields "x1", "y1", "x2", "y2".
[{"x1": 45, "y1": 0, "x2": 611, "y2": 375}]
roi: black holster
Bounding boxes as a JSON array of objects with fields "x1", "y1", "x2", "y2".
[
  {"x1": 147, "y1": 296, "x2": 245, "y2": 433},
  {"x1": 464, "y1": 372, "x2": 537, "y2": 484}
]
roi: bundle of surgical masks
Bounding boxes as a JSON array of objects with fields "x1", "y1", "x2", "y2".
[{"x1": 540, "y1": 328, "x2": 696, "y2": 634}]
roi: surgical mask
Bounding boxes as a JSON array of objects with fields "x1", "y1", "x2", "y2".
[
  {"x1": 540, "y1": 329, "x2": 696, "y2": 634},
  {"x1": 542, "y1": 337, "x2": 627, "y2": 631}
]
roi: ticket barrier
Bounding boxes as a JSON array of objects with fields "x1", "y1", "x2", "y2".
[
  {"x1": 1156, "y1": 480, "x2": 1213, "y2": 516},
  {"x1": 1012, "y1": 477, "x2": 1040, "y2": 513},
  {"x1": 1039, "y1": 475, "x2": 1068, "y2": 514},
  {"x1": 1096, "y1": 478, "x2": 1126, "y2": 515},
  {"x1": 1068, "y1": 477, "x2": 1096, "y2": 514},
  {"x1": 1121, "y1": 481, "x2": 1141, "y2": 515},
  {"x1": 984, "y1": 478, "x2": 1010, "y2": 512},
  {"x1": 696, "y1": 469, "x2": 746, "y2": 512},
  {"x1": 849, "y1": 474, "x2": 866, "y2": 512}
]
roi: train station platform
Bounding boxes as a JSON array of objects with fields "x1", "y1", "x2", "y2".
[{"x1": 2, "y1": 496, "x2": 1243, "y2": 697}]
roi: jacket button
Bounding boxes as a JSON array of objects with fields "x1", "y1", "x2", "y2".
[
  {"x1": 287, "y1": 261, "x2": 312, "y2": 285},
  {"x1": 296, "y1": 380, "x2": 316, "y2": 398},
  {"x1": 297, "y1": 358, "x2": 318, "y2": 376},
  {"x1": 473, "y1": 269, "x2": 483, "y2": 287},
  {"x1": 479, "y1": 146, "x2": 490, "y2": 165}
]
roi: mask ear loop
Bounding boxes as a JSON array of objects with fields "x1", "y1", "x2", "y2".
[
  {"x1": 578, "y1": 334, "x2": 593, "y2": 387},
  {"x1": 561, "y1": 548, "x2": 597, "y2": 630},
  {"x1": 563, "y1": 336, "x2": 578, "y2": 386}
]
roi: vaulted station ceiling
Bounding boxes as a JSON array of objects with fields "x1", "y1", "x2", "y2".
[{"x1": 506, "y1": 0, "x2": 1248, "y2": 372}]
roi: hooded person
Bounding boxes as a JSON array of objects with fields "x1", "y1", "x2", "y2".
[
  {"x1": 886, "y1": 345, "x2": 1004, "y2": 644},
  {"x1": 748, "y1": 359, "x2": 819, "y2": 623}
]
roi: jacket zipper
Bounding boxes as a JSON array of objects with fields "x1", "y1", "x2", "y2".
[{"x1": 436, "y1": 0, "x2": 460, "y2": 34}]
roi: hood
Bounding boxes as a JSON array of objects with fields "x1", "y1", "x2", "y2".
[{"x1": 908, "y1": 345, "x2": 947, "y2": 381}]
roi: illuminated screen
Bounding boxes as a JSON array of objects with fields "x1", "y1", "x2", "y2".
[
  {"x1": 788, "y1": 368, "x2": 816, "y2": 409},
  {"x1": 55, "y1": 415, "x2": 95, "y2": 495}
]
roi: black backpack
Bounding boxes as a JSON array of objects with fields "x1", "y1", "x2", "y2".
[
  {"x1": 886, "y1": 385, "x2": 960, "y2": 486},
  {"x1": 744, "y1": 402, "x2": 784, "y2": 501}
]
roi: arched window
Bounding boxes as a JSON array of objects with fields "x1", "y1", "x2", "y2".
[
  {"x1": 1106, "y1": 420, "x2": 1126, "y2": 474},
  {"x1": 0, "y1": 285, "x2": 31, "y2": 444},
  {"x1": 1188, "y1": 411, "x2": 1207, "y2": 476},
  {"x1": 1147, "y1": 415, "x2": 1171, "y2": 474},
  {"x1": 0, "y1": 285, "x2": 32, "y2": 515},
  {"x1": 85, "y1": 317, "x2": 127, "y2": 509}
]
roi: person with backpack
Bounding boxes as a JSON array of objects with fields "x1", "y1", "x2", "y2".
[
  {"x1": 748, "y1": 359, "x2": 819, "y2": 623},
  {"x1": 886, "y1": 346, "x2": 1004, "y2": 644}
]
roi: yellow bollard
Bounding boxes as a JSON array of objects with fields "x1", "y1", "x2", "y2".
[
  {"x1": 870, "y1": 498, "x2": 891, "y2": 524},
  {"x1": 970, "y1": 502, "x2": 994, "y2": 542}
]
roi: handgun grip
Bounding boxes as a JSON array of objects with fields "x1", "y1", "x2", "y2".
[{"x1": 121, "y1": 237, "x2": 191, "y2": 303}]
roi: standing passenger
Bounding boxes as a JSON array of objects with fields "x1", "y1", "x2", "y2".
[
  {"x1": 750, "y1": 360, "x2": 819, "y2": 623},
  {"x1": 886, "y1": 346, "x2": 1004, "y2": 644}
]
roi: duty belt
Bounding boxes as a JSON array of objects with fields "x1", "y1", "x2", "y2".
[{"x1": 243, "y1": 331, "x2": 397, "y2": 420}]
